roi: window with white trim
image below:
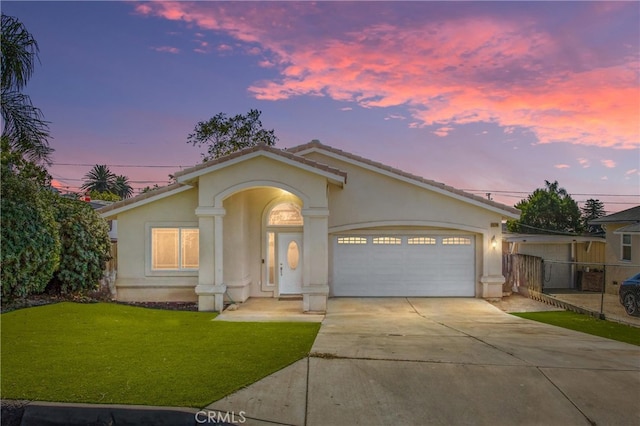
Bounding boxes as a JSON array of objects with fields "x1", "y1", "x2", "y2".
[
  {"x1": 337, "y1": 236, "x2": 368, "y2": 245},
  {"x1": 442, "y1": 237, "x2": 472, "y2": 245},
  {"x1": 407, "y1": 237, "x2": 436, "y2": 245},
  {"x1": 622, "y1": 234, "x2": 631, "y2": 261},
  {"x1": 372, "y1": 237, "x2": 402, "y2": 245},
  {"x1": 151, "y1": 228, "x2": 199, "y2": 270}
]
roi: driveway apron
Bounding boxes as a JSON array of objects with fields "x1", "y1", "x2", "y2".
[{"x1": 210, "y1": 298, "x2": 640, "y2": 426}]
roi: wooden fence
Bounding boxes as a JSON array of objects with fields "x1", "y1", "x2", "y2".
[{"x1": 502, "y1": 253, "x2": 543, "y2": 293}]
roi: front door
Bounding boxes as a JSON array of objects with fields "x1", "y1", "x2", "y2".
[{"x1": 278, "y1": 233, "x2": 303, "y2": 294}]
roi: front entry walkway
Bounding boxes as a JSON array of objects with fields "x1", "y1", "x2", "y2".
[
  {"x1": 209, "y1": 298, "x2": 640, "y2": 426},
  {"x1": 214, "y1": 298, "x2": 324, "y2": 322}
]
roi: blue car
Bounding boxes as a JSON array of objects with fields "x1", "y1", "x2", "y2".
[{"x1": 619, "y1": 272, "x2": 640, "y2": 316}]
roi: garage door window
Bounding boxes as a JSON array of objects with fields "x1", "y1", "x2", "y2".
[
  {"x1": 372, "y1": 237, "x2": 401, "y2": 245},
  {"x1": 337, "y1": 236, "x2": 368, "y2": 245},
  {"x1": 442, "y1": 237, "x2": 472, "y2": 245},
  {"x1": 408, "y1": 237, "x2": 436, "y2": 245}
]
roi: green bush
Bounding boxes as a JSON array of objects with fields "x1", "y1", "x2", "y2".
[
  {"x1": 88, "y1": 190, "x2": 121, "y2": 202},
  {"x1": 1, "y1": 170, "x2": 61, "y2": 299},
  {"x1": 47, "y1": 195, "x2": 112, "y2": 294}
]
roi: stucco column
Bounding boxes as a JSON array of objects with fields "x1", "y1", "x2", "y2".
[
  {"x1": 481, "y1": 229, "x2": 505, "y2": 300},
  {"x1": 301, "y1": 208, "x2": 330, "y2": 313},
  {"x1": 195, "y1": 207, "x2": 226, "y2": 311}
]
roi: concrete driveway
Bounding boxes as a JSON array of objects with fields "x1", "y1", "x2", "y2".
[{"x1": 210, "y1": 298, "x2": 640, "y2": 426}]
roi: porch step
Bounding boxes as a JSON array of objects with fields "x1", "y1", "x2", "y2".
[{"x1": 278, "y1": 295, "x2": 303, "y2": 301}]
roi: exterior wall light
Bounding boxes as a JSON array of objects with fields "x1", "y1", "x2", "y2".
[{"x1": 491, "y1": 235, "x2": 497, "y2": 250}]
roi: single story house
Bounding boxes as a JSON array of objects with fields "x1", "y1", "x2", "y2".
[
  {"x1": 590, "y1": 206, "x2": 640, "y2": 293},
  {"x1": 99, "y1": 141, "x2": 520, "y2": 312}
]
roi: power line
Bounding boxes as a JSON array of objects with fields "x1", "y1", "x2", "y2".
[
  {"x1": 462, "y1": 189, "x2": 638, "y2": 197},
  {"x1": 52, "y1": 163, "x2": 189, "y2": 169}
]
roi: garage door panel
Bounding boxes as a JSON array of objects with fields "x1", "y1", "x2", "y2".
[{"x1": 333, "y1": 235, "x2": 475, "y2": 297}]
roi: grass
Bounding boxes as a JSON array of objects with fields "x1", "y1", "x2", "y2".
[
  {"x1": 1, "y1": 302, "x2": 320, "y2": 408},
  {"x1": 512, "y1": 311, "x2": 640, "y2": 346}
]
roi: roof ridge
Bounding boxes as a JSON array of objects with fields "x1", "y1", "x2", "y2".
[{"x1": 174, "y1": 142, "x2": 347, "y2": 180}]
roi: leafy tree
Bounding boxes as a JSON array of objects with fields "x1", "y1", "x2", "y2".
[
  {"x1": 507, "y1": 180, "x2": 583, "y2": 235},
  {"x1": 1, "y1": 14, "x2": 53, "y2": 165},
  {"x1": 88, "y1": 190, "x2": 121, "y2": 202},
  {"x1": 187, "y1": 109, "x2": 278, "y2": 161},
  {"x1": 582, "y1": 199, "x2": 606, "y2": 234},
  {"x1": 1, "y1": 144, "x2": 60, "y2": 299},
  {"x1": 81, "y1": 164, "x2": 116, "y2": 193},
  {"x1": 47, "y1": 195, "x2": 111, "y2": 294},
  {"x1": 112, "y1": 175, "x2": 133, "y2": 199}
]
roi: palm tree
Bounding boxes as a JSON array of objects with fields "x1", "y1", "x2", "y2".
[
  {"x1": 1, "y1": 14, "x2": 52, "y2": 165},
  {"x1": 113, "y1": 175, "x2": 133, "y2": 199},
  {"x1": 81, "y1": 164, "x2": 116, "y2": 193}
]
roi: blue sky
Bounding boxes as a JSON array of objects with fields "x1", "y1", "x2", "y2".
[{"x1": 4, "y1": 1, "x2": 639, "y2": 212}]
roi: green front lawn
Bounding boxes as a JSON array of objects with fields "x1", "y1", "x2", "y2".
[
  {"x1": 512, "y1": 311, "x2": 640, "y2": 346},
  {"x1": 1, "y1": 302, "x2": 320, "y2": 407}
]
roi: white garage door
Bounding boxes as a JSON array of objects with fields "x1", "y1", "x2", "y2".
[{"x1": 332, "y1": 235, "x2": 475, "y2": 297}]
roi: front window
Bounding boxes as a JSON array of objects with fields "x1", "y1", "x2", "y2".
[
  {"x1": 622, "y1": 234, "x2": 631, "y2": 261},
  {"x1": 152, "y1": 228, "x2": 199, "y2": 270}
]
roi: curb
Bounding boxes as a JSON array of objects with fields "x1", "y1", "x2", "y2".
[{"x1": 19, "y1": 401, "x2": 201, "y2": 426}]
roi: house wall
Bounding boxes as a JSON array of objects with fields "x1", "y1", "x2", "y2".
[
  {"x1": 303, "y1": 152, "x2": 506, "y2": 297},
  {"x1": 603, "y1": 224, "x2": 640, "y2": 294},
  {"x1": 115, "y1": 188, "x2": 199, "y2": 302}
]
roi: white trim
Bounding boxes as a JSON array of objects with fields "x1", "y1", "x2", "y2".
[
  {"x1": 215, "y1": 180, "x2": 311, "y2": 208},
  {"x1": 145, "y1": 222, "x2": 199, "y2": 277},
  {"x1": 329, "y1": 220, "x2": 486, "y2": 234},
  {"x1": 195, "y1": 206, "x2": 226, "y2": 217},
  {"x1": 302, "y1": 208, "x2": 330, "y2": 217},
  {"x1": 100, "y1": 185, "x2": 194, "y2": 218},
  {"x1": 177, "y1": 150, "x2": 346, "y2": 186},
  {"x1": 296, "y1": 146, "x2": 519, "y2": 219}
]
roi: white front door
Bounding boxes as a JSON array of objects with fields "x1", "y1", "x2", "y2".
[{"x1": 278, "y1": 233, "x2": 303, "y2": 294}]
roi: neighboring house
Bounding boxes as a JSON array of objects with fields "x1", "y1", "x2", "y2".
[
  {"x1": 503, "y1": 234, "x2": 605, "y2": 290},
  {"x1": 590, "y1": 206, "x2": 640, "y2": 294},
  {"x1": 98, "y1": 141, "x2": 519, "y2": 312}
]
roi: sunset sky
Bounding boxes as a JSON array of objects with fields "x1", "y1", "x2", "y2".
[{"x1": 5, "y1": 1, "x2": 639, "y2": 213}]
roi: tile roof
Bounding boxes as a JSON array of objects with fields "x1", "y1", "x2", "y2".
[
  {"x1": 97, "y1": 183, "x2": 186, "y2": 216},
  {"x1": 174, "y1": 143, "x2": 347, "y2": 182},
  {"x1": 288, "y1": 140, "x2": 520, "y2": 216},
  {"x1": 590, "y1": 205, "x2": 640, "y2": 224},
  {"x1": 99, "y1": 140, "x2": 521, "y2": 218}
]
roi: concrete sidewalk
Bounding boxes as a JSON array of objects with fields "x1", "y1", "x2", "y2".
[{"x1": 210, "y1": 298, "x2": 640, "y2": 426}]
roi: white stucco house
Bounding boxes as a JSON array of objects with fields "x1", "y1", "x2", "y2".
[{"x1": 99, "y1": 141, "x2": 520, "y2": 312}]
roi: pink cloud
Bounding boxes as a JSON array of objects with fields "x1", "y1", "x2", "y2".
[
  {"x1": 601, "y1": 159, "x2": 616, "y2": 168},
  {"x1": 135, "y1": 2, "x2": 639, "y2": 150},
  {"x1": 554, "y1": 164, "x2": 570, "y2": 169},
  {"x1": 577, "y1": 158, "x2": 591, "y2": 168},
  {"x1": 151, "y1": 46, "x2": 180, "y2": 54},
  {"x1": 433, "y1": 126, "x2": 454, "y2": 137}
]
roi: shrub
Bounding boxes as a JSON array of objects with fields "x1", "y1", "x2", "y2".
[
  {"x1": 88, "y1": 190, "x2": 121, "y2": 202},
  {"x1": 1, "y1": 168, "x2": 60, "y2": 299},
  {"x1": 48, "y1": 195, "x2": 111, "y2": 294}
]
